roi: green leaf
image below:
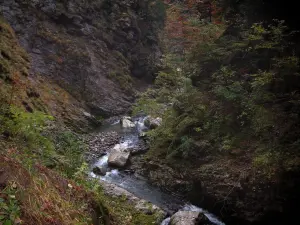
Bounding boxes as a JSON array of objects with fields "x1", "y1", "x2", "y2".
[{"x1": 4, "y1": 220, "x2": 12, "y2": 225}]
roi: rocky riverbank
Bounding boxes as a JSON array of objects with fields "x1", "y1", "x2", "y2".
[
  {"x1": 83, "y1": 113, "x2": 299, "y2": 225},
  {"x1": 84, "y1": 116, "x2": 226, "y2": 225}
]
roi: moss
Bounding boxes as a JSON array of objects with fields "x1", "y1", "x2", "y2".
[
  {"x1": 0, "y1": 18, "x2": 29, "y2": 81},
  {"x1": 108, "y1": 70, "x2": 133, "y2": 91},
  {"x1": 97, "y1": 191, "x2": 164, "y2": 225}
]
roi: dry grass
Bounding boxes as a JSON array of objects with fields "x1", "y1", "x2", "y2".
[{"x1": 0, "y1": 154, "x2": 102, "y2": 225}]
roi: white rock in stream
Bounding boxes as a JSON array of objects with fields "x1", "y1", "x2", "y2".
[
  {"x1": 120, "y1": 116, "x2": 135, "y2": 128},
  {"x1": 108, "y1": 150, "x2": 130, "y2": 167},
  {"x1": 144, "y1": 116, "x2": 162, "y2": 129},
  {"x1": 170, "y1": 211, "x2": 200, "y2": 225}
]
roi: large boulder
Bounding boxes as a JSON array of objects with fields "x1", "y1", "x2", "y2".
[
  {"x1": 170, "y1": 211, "x2": 213, "y2": 225},
  {"x1": 197, "y1": 213, "x2": 214, "y2": 224},
  {"x1": 170, "y1": 211, "x2": 199, "y2": 225},
  {"x1": 120, "y1": 116, "x2": 135, "y2": 128},
  {"x1": 92, "y1": 166, "x2": 107, "y2": 176},
  {"x1": 144, "y1": 116, "x2": 162, "y2": 129},
  {"x1": 108, "y1": 151, "x2": 130, "y2": 167}
]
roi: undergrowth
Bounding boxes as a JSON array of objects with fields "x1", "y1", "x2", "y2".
[{"x1": 135, "y1": 2, "x2": 300, "y2": 179}]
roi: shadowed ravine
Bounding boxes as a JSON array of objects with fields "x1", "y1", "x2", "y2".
[{"x1": 89, "y1": 116, "x2": 225, "y2": 225}]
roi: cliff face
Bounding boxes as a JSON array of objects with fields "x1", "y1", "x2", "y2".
[{"x1": 0, "y1": 0, "x2": 164, "y2": 117}]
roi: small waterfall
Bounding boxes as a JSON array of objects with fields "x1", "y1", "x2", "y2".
[
  {"x1": 94, "y1": 154, "x2": 108, "y2": 168},
  {"x1": 102, "y1": 169, "x2": 120, "y2": 180},
  {"x1": 135, "y1": 116, "x2": 148, "y2": 133}
]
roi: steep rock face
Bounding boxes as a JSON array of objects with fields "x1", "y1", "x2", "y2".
[
  {"x1": 0, "y1": 0, "x2": 163, "y2": 116},
  {"x1": 0, "y1": 18, "x2": 98, "y2": 131}
]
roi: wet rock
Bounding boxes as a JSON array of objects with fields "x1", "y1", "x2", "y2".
[
  {"x1": 197, "y1": 213, "x2": 214, "y2": 225},
  {"x1": 99, "y1": 180, "x2": 166, "y2": 221},
  {"x1": 108, "y1": 151, "x2": 130, "y2": 167},
  {"x1": 170, "y1": 211, "x2": 200, "y2": 225},
  {"x1": 120, "y1": 116, "x2": 135, "y2": 128},
  {"x1": 128, "y1": 140, "x2": 149, "y2": 155},
  {"x1": 92, "y1": 166, "x2": 107, "y2": 176},
  {"x1": 82, "y1": 111, "x2": 100, "y2": 126},
  {"x1": 139, "y1": 132, "x2": 147, "y2": 139},
  {"x1": 135, "y1": 200, "x2": 162, "y2": 215},
  {"x1": 144, "y1": 116, "x2": 162, "y2": 129}
]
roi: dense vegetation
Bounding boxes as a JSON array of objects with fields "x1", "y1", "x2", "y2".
[
  {"x1": 135, "y1": 1, "x2": 300, "y2": 178},
  {"x1": 1, "y1": 0, "x2": 300, "y2": 224},
  {"x1": 132, "y1": 2, "x2": 300, "y2": 224}
]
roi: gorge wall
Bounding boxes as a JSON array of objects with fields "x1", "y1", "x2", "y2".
[{"x1": 0, "y1": 0, "x2": 164, "y2": 119}]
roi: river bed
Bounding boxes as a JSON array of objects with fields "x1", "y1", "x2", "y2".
[{"x1": 89, "y1": 116, "x2": 225, "y2": 225}]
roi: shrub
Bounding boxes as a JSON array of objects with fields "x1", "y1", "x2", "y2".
[
  {"x1": 141, "y1": 18, "x2": 300, "y2": 174},
  {"x1": 53, "y1": 131, "x2": 86, "y2": 177}
]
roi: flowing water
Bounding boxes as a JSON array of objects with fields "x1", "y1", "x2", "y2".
[{"x1": 90, "y1": 116, "x2": 225, "y2": 225}]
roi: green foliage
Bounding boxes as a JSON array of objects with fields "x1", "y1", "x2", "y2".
[
  {"x1": 212, "y1": 66, "x2": 245, "y2": 101},
  {"x1": 144, "y1": 0, "x2": 166, "y2": 31},
  {"x1": 0, "y1": 183, "x2": 21, "y2": 225},
  {"x1": 73, "y1": 162, "x2": 90, "y2": 184},
  {"x1": 247, "y1": 20, "x2": 290, "y2": 50},
  {"x1": 0, "y1": 104, "x2": 86, "y2": 178},
  {"x1": 253, "y1": 151, "x2": 282, "y2": 177},
  {"x1": 53, "y1": 131, "x2": 86, "y2": 177},
  {"x1": 133, "y1": 69, "x2": 186, "y2": 116},
  {"x1": 108, "y1": 70, "x2": 133, "y2": 91},
  {"x1": 155, "y1": 71, "x2": 182, "y2": 88},
  {"x1": 169, "y1": 135, "x2": 195, "y2": 159},
  {"x1": 141, "y1": 19, "x2": 300, "y2": 174},
  {"x1": 0, "y1": 105, "x2": 54, "y2": 153}
]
